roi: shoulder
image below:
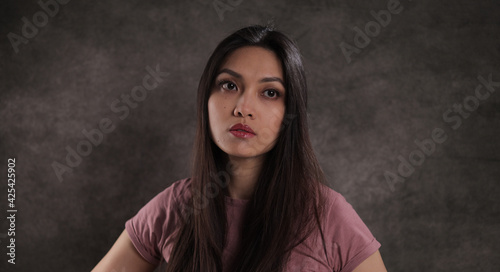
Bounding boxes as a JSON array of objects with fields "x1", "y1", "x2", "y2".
[
  {"x1": 165, "y1": 177, "x2": 192, "y2": 203},
  {"x1": 153, "y1": 177, "x2": 193, "y2": 215},
  {"x1": 319, "y1": 183, "x2": 372, "y2": 235},
  {"x1": 151, "y1": 177, "x2": 192, "y2": 204},
  {"x1": 320, "y1": 184, "x2": 356, "y2": 217},
  {"x1": 128, "y1": 177, "x2": 192, "y2": 222},
  {"x1": 164, "y1": 177, "x2": 192, "y2": 196},
  {"x1": 318, "y1": 183, "x2": 381, "y2": 271},
  {"x1": 318, "y1": 183, "x2": 348, "y2": 218},
  {"x1": 124, "y1": 177, "x2": 192, "y2": 265}
]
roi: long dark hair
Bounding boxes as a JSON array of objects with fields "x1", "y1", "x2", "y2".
[{"x1": 165, "y1": 25, "x2": 329, "y2": 272}]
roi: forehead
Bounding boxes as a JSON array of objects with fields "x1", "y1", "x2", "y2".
[{"x1": 218, "y1": 46, "x2": 284, "y2": 79}]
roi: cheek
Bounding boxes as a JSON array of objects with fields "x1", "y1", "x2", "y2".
[
  {"x1": 207, "y1": 98, "x2": 217, "y2": 133},
  {"x1": 266, "y1": 106, "x2": 286, "y2": 132},
  {"x1": 208, "y1": 95, "x2": 225, "y2": 134}
]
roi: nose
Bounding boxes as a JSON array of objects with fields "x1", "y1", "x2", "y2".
[{"x1": 233, "y1": 89, "x2": 255, "y2": 119}]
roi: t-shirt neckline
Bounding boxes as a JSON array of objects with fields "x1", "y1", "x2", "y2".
[{"x1": 224, "y1": 195, "x2": 250, "y2": 207}]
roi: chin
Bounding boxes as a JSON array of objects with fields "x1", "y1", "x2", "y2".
[{"x1": 228, "y1": 146, "x2": 274, "y2": 160}]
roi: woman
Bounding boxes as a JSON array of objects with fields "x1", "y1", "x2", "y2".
[{"x1": 93, "y1": 25, "x2": 387, "y2": 272}]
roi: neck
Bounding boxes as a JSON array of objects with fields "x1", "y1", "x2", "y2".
[{"x1": 225, "y1": 155, "x2": 264, "y2": 200}]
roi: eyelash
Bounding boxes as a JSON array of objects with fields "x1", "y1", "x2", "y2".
[{"x1": 216, "y1": 79, "x2": 282, "y2": 99}]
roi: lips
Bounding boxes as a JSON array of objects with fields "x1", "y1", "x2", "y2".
[
  {"x1": 229, "y1": 123, "x2": 256, "y2": 138},
  {"x1": 230, "y1": 123, "x2": 255, "y2": 134}
]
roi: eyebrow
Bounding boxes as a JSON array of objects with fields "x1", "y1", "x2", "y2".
[{"x1": 216, "y1": 68, "x2": 285, "y2": 87}]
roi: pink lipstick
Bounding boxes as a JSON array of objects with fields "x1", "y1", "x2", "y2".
[{"x1": 229, "y1": 123, "x2": 256, "y2": 138}]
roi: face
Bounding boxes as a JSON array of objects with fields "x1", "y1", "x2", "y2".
[{"x1": 208, "y1": 46, "x2": 286, "y2": 161}]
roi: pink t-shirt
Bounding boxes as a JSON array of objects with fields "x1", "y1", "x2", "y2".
[{"x1": 125, "y1": 178, "x2": 381, "y2": 272}]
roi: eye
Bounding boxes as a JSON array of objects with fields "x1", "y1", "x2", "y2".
[
  {"x1": 218, "y1": 80, "x2": 238, "y2": 91},
  {"x1": 263, "y1": 89, "x2": 280, "y2": 98}
]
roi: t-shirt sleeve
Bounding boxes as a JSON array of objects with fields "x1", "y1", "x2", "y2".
[
  {"x1": 125, "y1": 180, "x2": 187, "y2": 266},
  {"x1": 325, "y1": 190, "x2": 381, "y2": 272}
]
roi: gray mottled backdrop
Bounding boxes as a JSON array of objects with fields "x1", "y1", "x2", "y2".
[{"x1": 1, "y1": 0, "x2": 499, "y2": 271}]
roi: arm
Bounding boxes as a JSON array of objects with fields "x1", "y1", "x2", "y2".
[
  {"x1": 92, "y1": 229, "x2": 157, "y2": 272},
  {"x1": 351, "y1": 250, "x2": 387, "y2": 272}
]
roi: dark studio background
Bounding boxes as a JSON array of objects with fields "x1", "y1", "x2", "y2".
[{"x1": 1, "y1": 0, "x2": 499, "y2": 271}]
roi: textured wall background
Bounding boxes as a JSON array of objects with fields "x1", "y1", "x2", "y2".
[{"x1": 1, "y1": 0, "x2": 499, "y2": 271}]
